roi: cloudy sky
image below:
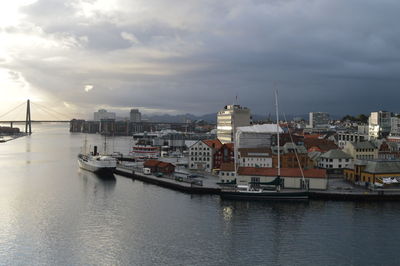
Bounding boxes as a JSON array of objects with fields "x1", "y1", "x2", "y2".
[{"x1": 0, "y1": 0, "x2": 399, "y2": 120}]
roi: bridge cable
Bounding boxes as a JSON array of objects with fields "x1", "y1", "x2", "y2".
[
  {"x1": 0, "y1": 102, "x2": 26, "y2": 120},
  {"x1": 31, "y1": 103, "x2": 64, "y2": 121},
  {"x1": 31, "y1": 101, "x2": 71, "y2": 120}
]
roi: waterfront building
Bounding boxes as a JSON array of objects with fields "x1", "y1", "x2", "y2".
[
  {"x1": 188, "y1": 139, "x2": 222, "y2": 172},
  {"x1": 130, "y1": 109, "x2": 142, "y2": 122},
  {"x1": 236, "y1": 167, "x2": 327, "y2": 190},
  {"x1": 217, "y1": 105, "x2": 251, "y2": 144},
  {"x1": 309, "y1": 112, "x2": 330, "y2": 128},
  {"x1": 344, "y1": 160, "x2": 400, "y2": 186},
  {"x1": 238, "y1": 147, "x2": 273, "y2": 168},
  {"x1": 213, "y1": 143, "x2": 234, "y2": 170},
  {"x1": 94, "y1": 109, "x2": 116, "y2": 121},
  {"x1": 368, "y1": 111, "x2": 391, "y2": 139},
  {"x1": 218, "y1": 162, "x2": 235, "y2": 183},
  {"x1": 343, "y1": 141, "x2": 378, "y2": 160},
  {"x1": 143, "y1": 160, "x2": 175, "y2": 174}
]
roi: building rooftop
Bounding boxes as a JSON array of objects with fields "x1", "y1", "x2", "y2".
[
  {"x1": 220, "y1": 162, "x2": 235, "y2": 171},
  {"x1": 321, "y1": 149, "x2": 353, "y2": 159},
  {"x1": 271, "y1": 143, "x2": 307, "y2": 154},
  {"x1": 364, "y1": 161, "x2": 400, "y2": 174},
  {"x1": 350, "y1": 141, "x2": 376, "y2": 150},
  {"x1": 203, "y1": 139, "x2": 223, "y2": 150}
]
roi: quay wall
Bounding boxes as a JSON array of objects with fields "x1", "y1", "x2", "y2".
[
  {"x1": 114, "y1": 168, "x2": 221, "y2": 195},
  {"x1": 114, "y1": 167, "x2": 400, "y2": 200}
]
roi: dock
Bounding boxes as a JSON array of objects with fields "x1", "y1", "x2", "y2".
[
  {"x1": 115, "y1": 165, "x2": 221, "y2": 194},
  {"x1": 114, "y1": 165, "x2": 400, "y2": 200}
]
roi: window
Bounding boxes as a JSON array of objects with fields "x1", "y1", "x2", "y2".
[
  {"x1": 338, "y1": 165, "x2": 342, "y2": 168},
  {"x1": 231, "y1": 173, "x2": 235, "y2": 176},
  {"x1": 222, "y1": 172, "x2": 225, "y2": 176}
]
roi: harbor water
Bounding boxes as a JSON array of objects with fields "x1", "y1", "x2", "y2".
[{"x1": 0, "y1": 124, "x2": 399, "y2": 265}]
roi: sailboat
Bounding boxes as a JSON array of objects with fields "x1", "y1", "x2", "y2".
[
  {"x1": 77, "y1": 135, "x2": 117, "y2": 177},
  {"x1": 219, "y1": 91, "x2": 309, "y2": 200}
]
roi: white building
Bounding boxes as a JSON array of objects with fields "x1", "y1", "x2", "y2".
[
  {"x1": 130, "y1": 109, "x2": 142, "y2": 122},
  {"x1": 238, "y1": 148, "x2": 273, "y2": 168},
  {"x1": 368, "y1": 111, "x2": 391, "y2": 139},
  {"x1": 236, "y1": 167, "x2": 327, "y2": 190},
  {"x1": 188, "y1": 139, "x2": 222, "y2": 172},
  {"x1": 93, "y1": 109, "x2": 116, "y2": 121},
  {"x1": 309, "y1": 112, "x2": 330, "y2": 128},
  {"x1": 318, "y1": 149, "x2": 353, "y2": 169},
  {"x1": 217, "y1": 105, "x2": 251, "y2": 144}
]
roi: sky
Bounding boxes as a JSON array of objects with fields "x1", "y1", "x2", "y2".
[{"x1": 0, "y1": 0, "x2": 400, "y2": 120}]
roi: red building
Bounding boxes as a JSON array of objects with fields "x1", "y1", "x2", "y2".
[
  {"x1": 143, "y1": 160, "x2": 176, "y2": 174},
  {"x1": 213, "y1": 143, "x2": 234, "y2": 170}
]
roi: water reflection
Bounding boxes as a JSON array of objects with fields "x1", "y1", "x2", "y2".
[{"x1": 79, "y1": 170, "x2": 116, "y2": 198}]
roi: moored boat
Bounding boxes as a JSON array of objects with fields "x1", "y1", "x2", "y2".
[{"x1": 78, "y1": 140, "x2": 117, "y2": 177}]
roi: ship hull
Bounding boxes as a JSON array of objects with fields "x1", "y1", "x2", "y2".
[{"x1": 78, "y1": 155, "x2": 116, "y2": 177}]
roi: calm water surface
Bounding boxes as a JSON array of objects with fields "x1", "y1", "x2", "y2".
[{"x1": 0, "y1": 124, "x2": 399, "y2": 265}]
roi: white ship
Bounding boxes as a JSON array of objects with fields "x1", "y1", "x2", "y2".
[
  {"x1": 78, "y1": 138, "x2": 117, "y2": 177},
  {"x1": 131, "y1": 145, "x2": 160, "y2": 160}
]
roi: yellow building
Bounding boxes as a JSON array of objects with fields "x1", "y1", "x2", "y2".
[{"x1": 344, "y1": 160, "x2": 400, "y2": 185}]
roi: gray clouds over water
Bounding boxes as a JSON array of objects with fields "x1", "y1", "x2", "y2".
[{"x1": 2, "y1": 0, "x2": 400, "y2": 117}]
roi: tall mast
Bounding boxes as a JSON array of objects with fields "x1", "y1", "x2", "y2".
[{"x1": 275, "y1": 91, "x2": 280, "y2": 177}]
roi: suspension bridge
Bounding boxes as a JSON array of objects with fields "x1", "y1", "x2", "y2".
[{"x1": 0, "y1": 100, "x2": 71, "y2": 134}]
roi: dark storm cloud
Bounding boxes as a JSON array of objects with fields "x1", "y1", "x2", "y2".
[{"x1": 5, "y1": 0, "x2": 400, "y2": 116}]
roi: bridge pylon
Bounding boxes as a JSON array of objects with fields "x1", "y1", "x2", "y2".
[{"x1": 25, "y1": 99, "x2": 32, "y2": 134}]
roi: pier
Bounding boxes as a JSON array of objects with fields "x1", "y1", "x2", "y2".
[
  {"x1": 115, "y1": 165, "x2": 400, "y2": 200},
  {"x1": 115, "y1": 165, "x2": 221, "y2": 194}
]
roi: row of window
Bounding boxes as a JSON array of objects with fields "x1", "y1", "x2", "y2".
[
  {"x1": 190, "y1": 152, "x2": 210, "y2": 156},
  {"x1": 356, "y1": 155, "x2": 374, "y2": 159},
  {"x1": 191, "y1": 147, "x2": 210, "y2": 151},
  {"x1": 320, "y1": 158, "x2": 350, "y2": 162},
  {"x1": 355, "y1": 148, "x2": 374, "y2": 152},
  {"x1": 243, "y1": 158, "x2": 269, "y2": 162},
  {"x1": 220, "y1": 172, "x2": 235, "y2": 176},
  {"x1": 190, "y1": 163, "x2": 210, "y2": 168},
  {"x1": 319, "y1": 163, "x2": 348, "y2": 168},
  {"x1": 243, "y1": 163, "x2": 270, "y2": 167},
  {"x1": 191, "y1": 157, "x2": 211, "y2": 162}
]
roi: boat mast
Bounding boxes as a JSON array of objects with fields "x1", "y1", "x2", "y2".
[
  {"x1": 104, "y1": 134, "x2": 107, "y2": 155},
  {"x1": 275, "y1": 91, "x2": 280, "y2": 178}
]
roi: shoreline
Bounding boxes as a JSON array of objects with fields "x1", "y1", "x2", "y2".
[
  {"x1": 114, "y1": 166, "x2": 400, "y2": 201},
  {"x1": 0, "y1": 133, "x2": 27, "y2": 143}
]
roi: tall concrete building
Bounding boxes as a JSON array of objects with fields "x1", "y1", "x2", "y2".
[
  {"x1": 309, "y1": 112, "x2": 330, "y2": 128},
  {"x1": 390, "y1": 117, "x2": 400, "y2": 136},
  {"x1": 93, "y1": 109, "x2": 116, "y2": 121},
  {"x1": 368, "y1": 111, "x2": 391, "y2": 139},
  {"x1": 130, "y1": 109, "x2": 142, "y2": 122},
  {"x1": 217, "y1": 105, "x2": 251, "y2": 144}
]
